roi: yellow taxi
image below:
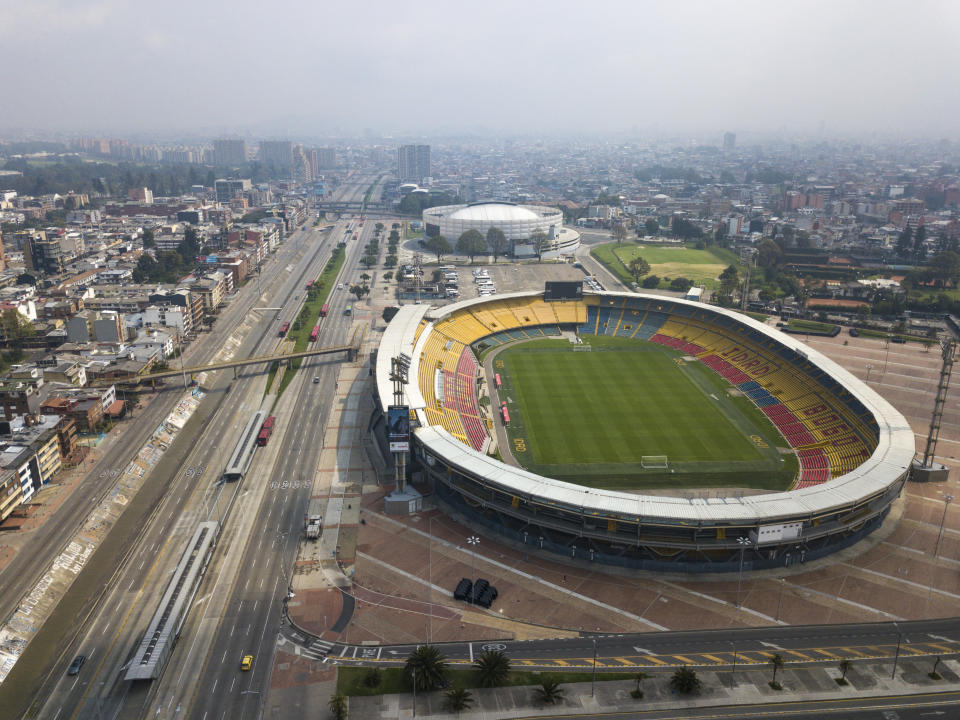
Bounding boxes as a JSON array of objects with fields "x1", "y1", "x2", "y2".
[{"x1": 240, "y1": 654, "x2": 253, "y2": 671}]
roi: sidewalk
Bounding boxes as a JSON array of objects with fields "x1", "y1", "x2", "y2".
[{"x1": 351, "y1": 655, "x2": 960, "y2": 719}]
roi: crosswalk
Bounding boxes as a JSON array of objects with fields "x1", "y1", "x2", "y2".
[{"x1": 300, "y1": 638, "x2": 335, "y2": 660}]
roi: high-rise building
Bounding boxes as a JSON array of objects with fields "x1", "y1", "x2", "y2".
[
  {"x1": 214, "y1": 139, "x2": 247, "y2": 166},
  {"x1": 398, "y1": 144, "x2": 431, "y2": 183},
  {"x1": 214, "y1": 179, "x2": 252, "y2": 203},
  {"x1": 317, "y1": 148, "x2": 337, "y2": 169},
  {"x1": 259, "y1": 141, "x2": 294, "y2": 173},
  {"x1": 723, "y1": 132, "x2": 736, "y2": 150}
]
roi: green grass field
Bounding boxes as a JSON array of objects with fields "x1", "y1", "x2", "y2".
[
  {"x1": 495, "y1": 336, "x2": 796, "y2": 491},
  {"x1": 591, "y1": 242, "x2": 738, "y2": 290}
]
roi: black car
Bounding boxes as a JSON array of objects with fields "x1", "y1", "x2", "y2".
[
  {"x1": 849, "y1": 328, "x2": 860, "y2": 337},
  {"x1": 67, "y1": 654, "x2": 85, "y2": 676},
  {"x1": 453, "y1": 578, "x2": 473, "y2": 601}
]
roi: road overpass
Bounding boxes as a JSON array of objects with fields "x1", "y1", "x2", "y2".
[{"x1": 90, "y1": 336, "x2": 363, "y2": 387}]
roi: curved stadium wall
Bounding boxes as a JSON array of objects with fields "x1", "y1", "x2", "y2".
[
  {"x1": 375, "y1": 291, "x2": 914, "y2": 572},
  {"x1": 423, "y1": 202, "x2": 564, "y2": 241}
]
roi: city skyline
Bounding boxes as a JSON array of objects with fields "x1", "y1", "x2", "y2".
[{"x1": 2, "y1": 0, "x2": 960, "y2": 139}]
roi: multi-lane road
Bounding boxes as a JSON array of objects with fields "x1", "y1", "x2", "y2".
[
  {"x1": 316, "y1": 617, "x2": 960, "y2": 673},
  {"x1": 16, "y1": 172, "x2": 385, "y2": 720}
]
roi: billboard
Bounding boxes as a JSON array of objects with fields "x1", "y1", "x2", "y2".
[
  {"x1": 388, "y1": 405, "x2": 410, "y2": 452},
  {"x1": 543, "y1": 281, "x2": 583, "y2": 301}
]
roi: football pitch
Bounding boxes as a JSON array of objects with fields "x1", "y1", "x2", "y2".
[{"x1": 494, "y1": 336, "x2": 797, "y2": 491}]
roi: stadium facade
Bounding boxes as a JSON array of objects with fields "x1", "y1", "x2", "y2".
[
  {"x1": 422, "y1": 201, "x2": 580, "y2": 259},
  {"x1": 374, "y1": 289, "x2": 915, "y2": 572}
]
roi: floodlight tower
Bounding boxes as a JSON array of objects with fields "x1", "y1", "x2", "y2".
[
  {"x1": 911, "y1": 338, "x2": 956, "y2": 483},
  {"x1": 391, "y1": 353, "x2": 411, "y2": 493}
]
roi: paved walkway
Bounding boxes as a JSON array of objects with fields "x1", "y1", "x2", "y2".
[{"x1": 352, "y1": 655, "x2": 960, "y2": 718}]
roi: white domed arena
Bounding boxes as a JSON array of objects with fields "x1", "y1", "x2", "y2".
[{"x1": 422, "y1": 201, "x2": 580, "y2": 259}]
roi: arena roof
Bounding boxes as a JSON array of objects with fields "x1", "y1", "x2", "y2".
[
  {"x1": 446, "y1": 202, "x2": 542, "y2": 223},
  {"x1": 381, "y1": 290, "x2": 915, "y2": 525}
]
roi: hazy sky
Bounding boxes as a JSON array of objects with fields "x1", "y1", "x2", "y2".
[{"x1": 3, "y1": 0, "x2": 960, "y2": 139}]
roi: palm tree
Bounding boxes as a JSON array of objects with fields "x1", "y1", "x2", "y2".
[
  {"x1": 405, "y1": 644, "x2": 448, "y2": 692},
  {"x1": 770, "y1": 653, "x2": 784, "y2": 684},
  {"x1": 838, "y1": 659, "x2": 852, "y2": 683},
  {"x1": 533, "y1": 677, "x2": 565, "y2": 705},
  {"x1": 443, "y1": 688, "x2": 474, "y2": 715},
  {"x1": 327, "y1": 693, "x2": 348, "y2": 720},
  {"x1": 474, "y1": 649, "x2": 511, "y2": 687},
  {"x1": 670, "y1": 666, "x2": 702, "y2": 695},
  {"x1": 635, "y1": 671, "x2": 652, "y2": 693}
]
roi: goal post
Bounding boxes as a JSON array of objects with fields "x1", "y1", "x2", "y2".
[{"x1": 641, "y1": 455, "x2": 669, "y2": 469}]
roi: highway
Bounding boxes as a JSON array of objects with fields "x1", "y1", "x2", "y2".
[
  {"x1": 26, "y1": 171, "x2": 384, "y2": 719},
  {"x1": 167, "y1": 174, "x2": 387, "y2": 720}
]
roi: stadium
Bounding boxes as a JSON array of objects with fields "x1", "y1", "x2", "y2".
[
  {"x1": 374, "y1": 286, "x2": 915, "y2": 572},
  {"x1": 422, "y1": 201, "x2": 581, "y2": 259}
]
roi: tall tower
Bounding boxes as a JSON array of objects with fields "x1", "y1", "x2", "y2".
[{"x1": 398, "y1": 144, "x2": 431, "y2": 184}]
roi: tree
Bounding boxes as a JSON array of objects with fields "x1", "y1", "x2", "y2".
[
  {"x1": 0, "y1": 309, "x2": 34, "y2": 346},
  {"x1": 641, "y1": 275, "x2": 660, "y2": 289},
  {"x1": 533, "y1": 677, "x2": 564, "y2": 705},
  {"x1": 634, "y1": 671, "x2": 652, "y2": 698},
  {"x1": 896, "y1": 226, "x2": 913, "y2": 258},
  {"x1": 913, "y1": 224, "x2": 927, "y2": 261},
  {"x1": 670, "y1": 277, "x2": 694, "y2": 293},
  {"x1": 474, "y1": 649, "x2": 511, "y2": 687},
  {"x1": 838, "y1": 659, "x2": 852, "y2": 683},
  {"x1": 327, "y1": 693, "x2": 347, "y2": 720},
  {"x1": 360, "y1": 272, "x2": 371, "y2": 284},
  {"x1": 612, "y1": 222, "x2": 628, "y2": 245},
  {"x1": 363, "y1": 668, "x2": 382, "y2": 688},
  {"x1": 769, "y1": 653, "x2": 784, "y2": 684},
  {"x1": 132, "y1": 253, "x2": 157, "y2": 283},
  {"x1": 404, "y1": 645, "x2": 448, "y2": 692},
  {"x1": 757, "y1": 239, "x2": 783, "y2": 269},
  {"x1": 928, "y1": 251, "x2": 960, "y2": 288},
  {"x1": 486, "y1": 227, "x2": 508, "y2": 262},
  {"x1": 456, "y1": 229, "x2": 486, "y2": 262},
  {"x1": 530, "y1": 229, "x2": 551, "y2": 261},
  {"x1": 645, "y1": 218, "x2": 659, "y2": 236},
  {"x1": 628, "y1": 256, "x2": 651, "y2": 284},
  {"x1": 15, "y1": 272, "x2": 37, "y2": 286},
  {"x1": 361, "y1": 255, "x2": 377, "y2": 268},
  {"x1": 425, "y1": 235, "x2": 451, "y2": 262},
  {"x1": 142, "y1": 228, "x2": 155, "y2": 249},
  {"x1": 443, "y1": 688, "x2": 474, "y2": 715},
  {"x1": 670, "y1": 666, "x2": 702, "y2": 695}
]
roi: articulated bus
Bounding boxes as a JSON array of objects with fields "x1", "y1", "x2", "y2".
[
  {"x1": 320, "y1": 303, "x2": 329, "y2": 318},
  {"x1": 256, "y1": 416, "x2": 275, "y2": 446},
  {"x1": 223, "y1": 411, "x2": 266, "y2": 482},
  {"x1": 279, "y1": 321, "x2": 290, "y2": 337},
  {"x1": 309, "y1": 325, "x2": 320, "y2": 342}
]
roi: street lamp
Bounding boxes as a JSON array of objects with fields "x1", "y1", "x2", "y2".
[
  {"x1": 865, "y1": 363, "x2": 873, "y2": 383},
  {"x1": 467, "y1": 536, "x2": 479, "y2": 602},
  {"x1": 891, "y1": 622, "x2": 902, "y2": 679},
  {"x1": 776, "y1": 577, "x2": 786, "y2": 623},
  {"x1": 428, "y1": 516, "x2": 435, "y2": 643},
  {"x1": 591, "y1": 637, "x2": 598, "y2": 696},
  {"x1": 935, "y1": 494, "x2": 953, "y2": 558},
  {"x1": 736, "y1": 537, "x2": 750, "y2": 608}
]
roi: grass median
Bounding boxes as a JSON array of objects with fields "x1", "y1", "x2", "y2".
[
  {"x1": 273, "y1": 246, "x2": 346, "y2": 398},
  {"x1": 337, "y1": 666, "x2": 639, "y2": 697}
]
